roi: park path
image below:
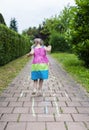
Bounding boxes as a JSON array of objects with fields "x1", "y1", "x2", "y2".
[{"x1": 0, "y1": 55, "x2": 89, "y2": 130}]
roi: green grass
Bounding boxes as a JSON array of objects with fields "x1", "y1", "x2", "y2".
[
  {"x1": 0, "y1": 55, "x2": 30, "y2": 93},
  {"x1": 51, "y1": 52, "x2": 89, "y2": 92}
]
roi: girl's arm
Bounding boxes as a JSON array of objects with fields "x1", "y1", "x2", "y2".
[
  {"x1": 45, "y1": 45, "x2": 52, "y2": 52},
  {"x1": 27, "y1": 48, "x2": 34, "y2": 57}
]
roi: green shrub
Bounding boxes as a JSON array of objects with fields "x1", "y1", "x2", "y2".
[
  {"x1": 49, "y1": 31, "x2": 70, "y2": 52},
  {"x1": 0, "y1": 24, "x2": 31, "y2": 66},
  {"x1": 75, "y1": 39, "x2": 89, "y2": 67}
]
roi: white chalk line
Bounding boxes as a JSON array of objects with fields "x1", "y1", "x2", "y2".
[
  {"x1": 32, "y1": 97, "x2": 36, "y2": 116},
  {"x1": 49, "y1": 80, "x2": 61, "y2": 117},
  {"x1": 20, "y1": 91, "x2": 24, "y2": 97},
  {"x1": 64, "y1": 92, "x2": 69, "y2": 98},
  {"x1": 20, "y1": 91, "x2": 36, "y2": 116}
]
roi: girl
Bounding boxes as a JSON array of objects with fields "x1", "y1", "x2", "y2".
[{"x1": 27, "y1": 38, "x2": 51, "y2": 96}]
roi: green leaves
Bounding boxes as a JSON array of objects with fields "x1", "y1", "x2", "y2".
[
  {"x1": 49, "y1": 31, "x2": 70, "y2": 52},
  {"x1": 75, "y1": 0, "x2": 89, "y2": 7},
  {"x1": 71, "y1": 0, "x2": 89, "y2": 66},
  {"x1": 0, "y1": 24, "x2": 31, "y2": 66}
]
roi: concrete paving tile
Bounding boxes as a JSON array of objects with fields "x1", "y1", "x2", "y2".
[
  {"x1": 55, "y1": 114, "x2": 73, "y2": 121},
  {"x1": 0, "y1": 114, "x2": 19, "y2": 121},
  {"x1": 8, "y1": 101, "x2": 23, "y2": 107},
  {"x1": 0, "y1": 102, "x2": 9, "y2": 107},
  {"x1": 52, "y1": 101, "x2": 66, "y2": 107},
  {"x1": 61, "y1": 107, "x2": 77, "y2": 113},
  {"x1": 84, "y1": 122, "x2": 89, "y2": 129},
  {"x1": 37, "y1": 101, "x2": 52, "y2": 107},
  {"x1": 66, "y1": 101, "x2": 81, "y2": 107},
  {"x1": 30, "y1": 107, "x2": 44, "y2": 114},
  {"x1": 0, "y1": 122, "x2": 7, "y2": 130},
  {"x1": 77, "y1": 107, "x2": 89, "y2": 113},
  {"x1": 72, "y1": 114, "x2": 89, "y2": 121},
  {"x1": 5, "y1": 97, "x2": 18, "y2": 102},
  {"x1": 20, "y1": 114, "x2": 37, "y2": 121},
  {"x1": 66, "y1": 122, "x2": 88, "y2": 130},
  {"x1": 13, "y1": 107, "x2": 29, "y2": 113},
  {"x1": 26, "y1": 122, "x2": 45, "y2": 130},
  {"x1": 23, "y1": 101, "x2": 37, "y2": 107},
  {"x1": 0, "y1": 107, "x2": 13, "y2": 114},
  {"x1": 80, "y1": 102, "x2": 89, "y2": 106},
  {"x1": 37, "y1": 114, "x2": 54, "y2": 121},
  {"x1": 46, "y1": 122, "x2": 66, "y2": 130},
  {"x1": 6, "y1": 122, "x2": 26, "y2": 130}
]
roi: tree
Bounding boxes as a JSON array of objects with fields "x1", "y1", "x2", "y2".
[
  {"x1": 60, "y1": 6, "x2": 77, "y2": 46},
  {"x1": 0, "y1": 13, "x2": 6, "y2": 25},
  {"x1": 71, "y1": 0, "x2": 89, "y2": 66},
  {"x1": 22, "y1": 26, "x2": 39, "y2": 40},
  {"x1": 10, "y1": 18, "x2": 18, "y2": 32},
  {"x1": 40, "y1": 17, "x2": 61, "y2": 44}
]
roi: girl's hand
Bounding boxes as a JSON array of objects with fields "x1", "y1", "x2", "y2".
[
  {"x1": 27, "y1": 52, "x2": 34, "y2": 57},
  {"x1": 45, "y1": 45, "x2": 52, "y2": 52},
  {"x1": 26, "y1": 53, "x2": 31, "y2": 57},
  {"x1": 48, "y1": 45, "x2": 51, "y2": 48}
]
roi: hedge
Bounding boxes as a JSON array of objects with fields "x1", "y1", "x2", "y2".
[
  {"x1": 0, "y1": 24, "x2": 31, "y2": 66},
  {"x1": 49, "y1": 31, "x2": 70, "y2": 52}
]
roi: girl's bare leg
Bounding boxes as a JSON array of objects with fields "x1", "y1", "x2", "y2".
[
  {"x1": 32, "y1": 80, "x2": 38, "y2": 95},
  {"x1": 37, "y1": 79, "x2": 43, "y2": 96},
  {"x1": 38, "y1": 79, "x2": 43, "y2": 90}
]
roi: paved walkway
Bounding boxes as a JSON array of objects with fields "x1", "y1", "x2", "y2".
[{"x1": 0, "y1": 55, "x2": 89, "y2": 130}]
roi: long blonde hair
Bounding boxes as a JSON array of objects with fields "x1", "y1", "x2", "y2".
[{"x1": 34, "y1": 38, "x2": 43, "y2": 45}]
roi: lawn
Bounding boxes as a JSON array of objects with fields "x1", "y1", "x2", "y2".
[
  {"x1": 51, "y1": 52, "x2": 89, "y2": 92},
  {"x1": 0, "y1": 55, "x2": 30, "y2": 93}
]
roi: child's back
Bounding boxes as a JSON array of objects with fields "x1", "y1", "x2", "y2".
[{"x1": 32, "y1": 46, "x2": 49, "y2": 64}]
